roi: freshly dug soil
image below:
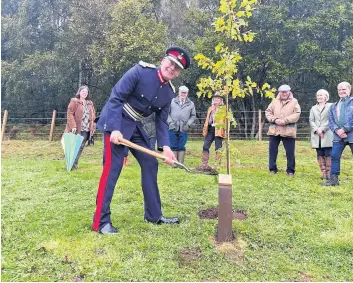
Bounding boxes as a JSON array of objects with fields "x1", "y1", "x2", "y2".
[{"x1": 190, "y1": 166, "x2": 219, "y2": 175}]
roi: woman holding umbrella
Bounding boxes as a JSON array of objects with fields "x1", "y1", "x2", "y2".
[{"x1": 64, "y1": 85, "x2": 96, "y2": 169}]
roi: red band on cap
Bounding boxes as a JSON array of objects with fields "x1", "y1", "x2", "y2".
[{"x1": 168, "y1": 51, "x2": 186, "y2": 67}]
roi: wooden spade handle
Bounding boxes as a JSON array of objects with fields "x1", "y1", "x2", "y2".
[
  {"x1": 118, "y1": 137, "x2": 193, "y2": 172},
  {"x1": 118, "y1": 137, "x2": 166, "y2": 161}
]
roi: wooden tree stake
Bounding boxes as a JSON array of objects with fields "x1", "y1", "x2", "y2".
[
  {"x1": 218, "y1": 174, "x2": 233, "y2": 242},
  {"x1": 49, "y1": 110, "x2": 57, "y2": 141},
  {"x1": 258, "y1": 109, "x2": 262, "y2": 141},
  {"x1": 1, "y1": 110, "x2": 8, "y2": 141}
]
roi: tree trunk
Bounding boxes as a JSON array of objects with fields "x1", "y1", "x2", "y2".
[
  {"x1": 225, "y1": 94, "x2": 230, "y2": 174},
  {"x1": 78, "y1": 60, "x2": 82, "y2": 88}
]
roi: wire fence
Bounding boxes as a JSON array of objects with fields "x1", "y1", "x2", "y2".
[{"x1": 1, "y1": 110, "x2": 312, "y2": 141}]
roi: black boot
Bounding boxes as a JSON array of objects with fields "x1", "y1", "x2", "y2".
[
  {"x1": 323, "y1": 175, "x2": 339, "y2": 186},
  {"x1": 145, "y1": 216, "x2": 180, "y2": 224},
  {"x1": 98, "y1": 223, "x2": 119, "y2": 235}
]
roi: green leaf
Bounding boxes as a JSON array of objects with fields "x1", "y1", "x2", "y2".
[{"x1": 215, "y1": 43, "x2": 224, "y2": 53}]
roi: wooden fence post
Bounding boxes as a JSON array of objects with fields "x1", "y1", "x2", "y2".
[
  {"x1": 218, "y1": 174, "x2": 233, "y2": 242},
  {"x1": 258, "y1": 109, "x2": 262, "y2": 141},
  {"x1": 1, "y1": 110, "x2": 8, "y2": 141},
  {"x1": 49, "y1": 109, "x2": 57, "y2": 141}
]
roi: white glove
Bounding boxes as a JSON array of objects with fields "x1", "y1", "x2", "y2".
[{"x1": 71, "y1": 128, "x2": 77, "y2": 134}]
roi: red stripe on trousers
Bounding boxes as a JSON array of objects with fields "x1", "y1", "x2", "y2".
[{"x1": 92, "y1": 135, "x2": 112, "y2": 231}]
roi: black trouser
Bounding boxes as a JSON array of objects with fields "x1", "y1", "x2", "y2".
[
  {"x1": 269, "y1": 135, "x2": 295, "y2": 174},
  {"x1": 74, "y1": 131, "x2": 90, "y2": 166},
  {"x1": 316, "y1": 147, "x2": 332, "y2": 157},
  {"x1": 316, "y1": 138, "x2": 332, "y2": 157},
  {"x1": 203, "y1": 126, "x2": 223, "y2": 153}
]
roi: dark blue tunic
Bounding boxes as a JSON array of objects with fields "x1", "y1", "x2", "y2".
[
  {"x1": 93, "y1": 62, "x2": 176, "y2": 230},
  {"x1": 97, "y1": 63, "x2": 175, "y2": 147}
]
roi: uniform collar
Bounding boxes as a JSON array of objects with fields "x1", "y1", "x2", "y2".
[{"x1": 157, "y1": 69, "x2": 168, "y2": 84}]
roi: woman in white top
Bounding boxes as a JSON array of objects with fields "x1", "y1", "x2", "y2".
[{"x1": 309, "y1": 89, "x2": 333, "y2": 179}]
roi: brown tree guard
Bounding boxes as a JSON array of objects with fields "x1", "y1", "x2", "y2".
[{"x1": 218, "y1": 174, "x2": 233, "y2": 242}]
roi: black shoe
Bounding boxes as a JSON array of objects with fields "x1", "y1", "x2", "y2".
[
  {"x1": 98, "y1": 223, "x2": 119, "y2": 235},
  {"x1": 323, "y1": 175, "x2": 339, "y2": 186},
  {"x1": 146, "y1": 216, "x2": 180, "y2": 225}
]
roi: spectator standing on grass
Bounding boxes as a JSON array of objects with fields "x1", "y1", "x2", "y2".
[
  {"x1": 309, "y1": 89, "x2": 333, "y2": 180},
  {"x1": 324, "y1": 81, "x2": 353, "y2": 186},
  {"x1": 195, "y1": 92, "x2": 225, "y2": 173},
  {"x1": 92, "y1": 46, "x2": 190, "y2": 235},
  {"x1": 167, "y1": 85, "x2": 196, "y2": 164},
  {"x1": 265, "y1": 84, "x2": 301, "y2": 177},
  {"x1": 64, "y1": 85, "x2": 96, "y2": 169}
]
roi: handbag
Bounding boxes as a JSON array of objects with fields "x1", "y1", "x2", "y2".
[{"x1": 87, "y1": 135, "x2": 94, "y2": 146}]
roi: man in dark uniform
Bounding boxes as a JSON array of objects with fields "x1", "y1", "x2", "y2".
[{"x1": 92, "y1": 46, "x2": 191, "y2": 234}]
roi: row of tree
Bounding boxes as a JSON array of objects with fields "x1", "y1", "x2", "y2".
[{"x1": 2, "y1": 0, "x2": 353, "y2": 122}]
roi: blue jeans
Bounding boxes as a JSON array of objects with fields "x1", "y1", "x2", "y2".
[
  {"x1": 331, "y1": 141, "x2": 353, "y2": 176},
  {"x1": 269, "y1": 135, "x2": 295, "y2": 174},
  {"x1": 169, "y1": 131, "x2": 188, "y2": 151}
]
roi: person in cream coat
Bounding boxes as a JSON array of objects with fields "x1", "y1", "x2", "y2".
[{"x1": 309, "y1": 89, "x2": 333, "y2": 179}]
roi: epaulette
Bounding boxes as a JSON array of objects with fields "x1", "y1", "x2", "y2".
[
  {"x1": 169, "y1": 81, "x2": 175, "y2": 93},
  {"x1": 138, "y1": 61, "x2": 156, "y2": 68}
]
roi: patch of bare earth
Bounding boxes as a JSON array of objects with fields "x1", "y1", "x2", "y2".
[
  {"x1": 296, "y1": 272, "x2": 313, "y2": 282},
  {"x1": 93, "y1": 249, "x2": 106, "y2": 255},
  {"x1": 178, "y1": 247, "x2": 202, "y2": 267},
  {"x1": 198, "y1": 207, "x2": 248, "y2": 220},
  {"x1": 211, "y1": 236, "x2": 247, "y2": 263},
  {"x1": 72, "y1": 274, "x2": 85, "y2": 282}
]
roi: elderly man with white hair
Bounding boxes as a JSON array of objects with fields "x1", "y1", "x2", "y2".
[
  {"x1": 324, "y1": 81, "x2": 353, "y2": 186},
  {"x1": 167, "y1": 85, "x2": 196, "y2": 164},
  {"x1": 265, "y1": 84, "x2": 301, "y2": 177},
  {"x1": 309, "y1": 89, "x2": 333, "y2": 180}
]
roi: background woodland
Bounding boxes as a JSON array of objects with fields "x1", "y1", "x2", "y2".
[{"x1": 2, "y1": 0, "x2": 353, "y2": 117}]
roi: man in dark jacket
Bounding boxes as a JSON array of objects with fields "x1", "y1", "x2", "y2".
[{"x1": 93, "y1": 47, "x2": 190, "y2": 234}]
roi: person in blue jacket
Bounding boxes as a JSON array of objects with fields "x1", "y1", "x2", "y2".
[
  {"x1": 92, "y1": 47, "x2": 191, "y2": 234},
  {"x1": 324, "y1": 81, "x2": 353, "y2": 186}
]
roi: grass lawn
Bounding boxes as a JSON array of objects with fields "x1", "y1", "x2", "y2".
[{"x1": 1, "y1": 139, "x2": 353, "y2": 282}]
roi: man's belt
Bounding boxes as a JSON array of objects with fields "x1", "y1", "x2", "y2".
[{"x1": 123, "y1": 103, "x2": 144, "y2": 121}]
